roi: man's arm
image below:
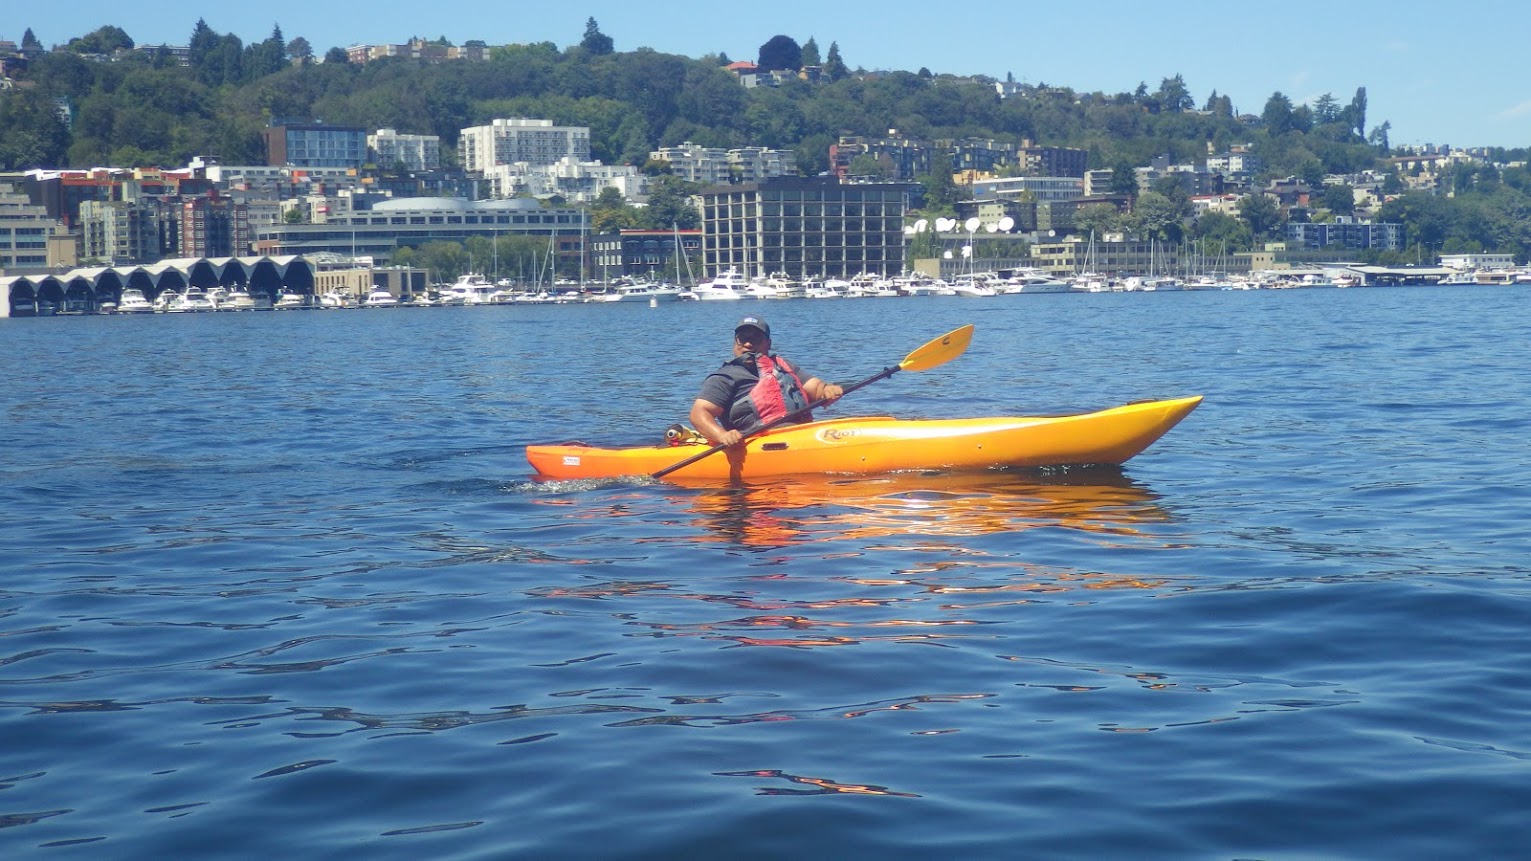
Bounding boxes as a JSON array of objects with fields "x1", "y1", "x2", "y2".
[
  {"x1": 803, "y1": 377, "x2": 844, "y2": 403},
  {"x1": 689, "y1": 398, "x2": 742, "y2": 447}
]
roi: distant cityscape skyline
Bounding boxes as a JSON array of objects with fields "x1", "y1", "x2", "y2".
[{"x1": 11, "y1": 0, "x2": 1531, "y2": 149}]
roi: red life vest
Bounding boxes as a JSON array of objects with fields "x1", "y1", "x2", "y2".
[{"x1": 725, "y1": 352, "x2": 811, "y2": 430}]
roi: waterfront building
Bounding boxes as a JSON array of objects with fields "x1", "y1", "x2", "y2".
[
  {"x1": 458, "y1": 118, "x2": 590, "y2": 173},
  {"x1": 253, "y1": 197, "x2": 587, "y2": 268},
  {"x1": 0, "y1": 186, "x2": 61, "y2": 271},
  {"x1": 180, "y1": 194, "x2": 253, "y2": 258},
  {"x1": 1030, "y1": 237, "x2": 1183, "y2": 279},
  {"x1": 589, "y1": 228, "x2": 703, "y2": 282},
  {"x1": 698, "y1": 176, "x2": 910, "y2": 280},
  {"x1": 79, "y1": 199, "x2": 173, "y2": 264},
  {"x1": 1285, "y1": 216, "x2": 1402, "y2": 252},
  {"x1": 368, "y1": 128, "x2": 441, "y2": 172},
  {"x1": 262, "y1": 124, "x2": 368, "y2": 169}
]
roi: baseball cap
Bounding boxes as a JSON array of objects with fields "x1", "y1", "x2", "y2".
[{"x1": 734, "y1": 315, "x2": 770, "y2": 337}]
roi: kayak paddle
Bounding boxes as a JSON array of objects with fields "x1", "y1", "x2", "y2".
[{"x1": 652, "y1": 324, "x2": 975, "y2": 479}]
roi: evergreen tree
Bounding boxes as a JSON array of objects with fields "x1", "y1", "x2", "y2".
[
  {"x1": 188, "y1": 19, "x2": 219, "y2": 67},
  {"x1": 581, "y1": 18, "x2": 614, "y2": 55},
  {"x1": 21, "y1": 28, "x2": 43, "y2": 52},
  {"x1": 801, "y1": 37, "x2": 820, "y2": 67},
  {"x1": 824, "y1": 42, "x2": 848, "y2": 81},
  {"x1": 1347, "y1": 86, "x2": 1368, "y2": 138},
  {"x1": 1262, "y1": 92, "x2": 1295, "y2": 136}
]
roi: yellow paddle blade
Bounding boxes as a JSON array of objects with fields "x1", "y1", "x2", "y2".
[{"x1": 898, "y1": 324, "x2": 974, "y2": 372}]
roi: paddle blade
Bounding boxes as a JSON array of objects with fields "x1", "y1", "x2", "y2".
[{"x1": 898, "y1": 324, "x2": 974, "y2": 372}]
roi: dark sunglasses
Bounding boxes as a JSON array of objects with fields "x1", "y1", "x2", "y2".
[{"x1": 735, "y1": 329, "x2": 767, "y2": 342}]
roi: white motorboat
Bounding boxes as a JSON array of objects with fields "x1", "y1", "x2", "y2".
[
  {"x1": 762, "y1": 275, "x2": 805, "y2": 299},
  {"x1": 806, "y1": 279, "x2": 848, "y2": 299},
  {"x1": 224, "y1": 288, "x2": 259, "y2": 311},
  {"x1": 949, "y1": 277, "x2": 998, "y2": 298},
  {"x1": 274, "y1": 289, "x2": 314, "y2": 310},
  {"x1": 693, "y1": 268, "x2": 747, "y2": 301},
  {"x1": 601, "y1": 282, "x2": 683, "y2": 303},
  {"x1": 441, "y1": 274, "x2": 499, "y2": 305},
  {"x1": 118, "y1": 288, "x2": 154, "y2": 314},
  {"x1": 169, "y1": 287, "x2": 216, "y2": 312},
  {"x1": 1003, "y1": 269, "x2": 1079, "y2": 294},
  {"x1": 320, "y1": 290, "x2": 357, "y2": 309},
  {"x1": 363, "y1": 288, "x2": 399, "y2": 308},
  {"x1": 204, "y1": 286, "x2": 230, "y2": 309},
  {"x1": 743, "y1": 279, "x2": 779, "y2": 300}
]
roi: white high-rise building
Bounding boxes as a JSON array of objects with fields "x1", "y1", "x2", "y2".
[
  {"x1": 650, "y1": 141, "x2": 797, "y2": 186},
  {"x1": 458, "y1": 118, "x2": 590, "y2": 173},
  {"x1": 369, "y1": 128, "x2": 441, "y2": 172}
]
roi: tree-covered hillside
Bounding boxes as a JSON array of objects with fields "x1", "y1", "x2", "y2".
[
  {"x1": 2, "y1": 21, "x2": 1389, "y2": 178},
  {"x1": 6, "y1": 20, "x2": 1531, "y2": 261}
]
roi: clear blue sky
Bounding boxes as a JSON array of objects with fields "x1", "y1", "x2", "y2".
[{"x1": 14, "y1": 1, "x2": 1531, "y2": 149}]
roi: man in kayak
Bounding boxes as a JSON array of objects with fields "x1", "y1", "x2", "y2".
[{"x1": 690, "y1": 315, "x2": 844, "y2": 447}]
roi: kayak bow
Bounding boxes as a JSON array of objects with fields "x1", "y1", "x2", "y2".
[{"x1": 526, "y1": 395, "x2": 1203, "y2": 481}]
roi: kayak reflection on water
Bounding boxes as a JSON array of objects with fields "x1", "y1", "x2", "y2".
[{"x1": 676, "y1": 467, "x2": 1173, "y2": 549}]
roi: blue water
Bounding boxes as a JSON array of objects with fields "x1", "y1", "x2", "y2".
[{"x1": 3, "y1": 288, "x2": 1529, "y2": 858}]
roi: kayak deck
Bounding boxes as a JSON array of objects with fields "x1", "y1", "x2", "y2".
[{"x1": 526, "y1": 395, "x2": 1203, "y2": 481}]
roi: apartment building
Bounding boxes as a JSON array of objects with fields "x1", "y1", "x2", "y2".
[
  {"x1": 345, "y1": 39, "x2": 489, "y2": 65},
  {"x1": 0, "y1": 188, "x2": 60, "y2": 271},
  {"x1": 458, "y1": 118, "x2": 590, "y2": 173},
  {"x1": 262, "y1": 124, "x2": 368, "y2": 169},
  {"x1": 970, "y1": 176, "x2": 1085, "y2": 203},
  {"x1": 1285, "y1": 216, "x2": 1402, "y2": 252},
  {"x1": 649, "y1": 142, "x2": 797, "y2": 186},
  {"x1": 79, "y1": 199, "x2": 171, "y2": 264},
  {"x1": 368, "y1": 128, "x2": 441, "y2": 172},
  {"x1": 699, "y1": 176, "x2": 910, "y2": 279}
]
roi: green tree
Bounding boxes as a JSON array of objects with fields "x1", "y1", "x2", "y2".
[
  {"x1": 1345, "y1": 86, "x2": 1367, "y2": 137},
  {"x1": 801, "y1": 37, "x2": 821, "y2": 67},
  {"x1": 0, "y1": 87, "x2": 72, "y2": 168},
  {"x1": 641, "y1": 175, "x2": 701, "y2": 230},
  {"x1": 1237, "y1": 193, "x2": 1282, "y2": 238},
  {"x1": 1191, "y1": 210, "x2": 1253, "y2": 252},
  {"x1": 824, "y1": 42, "x2": 848, "y2": 81},
  {"x1": 1133, "y1": 190, "x2": 1189, "y2": 244},
  {"x1": 288, "y1": 37, "x2": 313, "y2": 67},
  {"x1": 66, "y1": 26, "x2": 133, "y2": 55},
  {"x1": 1154, "y1": 74, "x2": 1194, "y2": 113},
  {"x1": 188, "y1": 19, "x2": 220, "y2": 67},
  {"x1": 918, "y1": 152, "x2": 964, "y2": 209},
  {"x1": 1323, "y1": 183, "x2": 1356, "y2": 216},
  {"x1": 1109, "y1": 162, "x2": 1140, "y2": 197},
  {"x1": 323, "y1": 46, "x2": 349, "y2": 64},
  {"x1": 1073, "y1": 203, "x2": 1120, "y2": 238},
  {"x1": 1262, "y1": 92, "x2": 1295, "y2": 136},
  {"x1": 1312, "y1": 93, "x2": 1339, "y2": 124},
  {"x1": 847, "y1": 153, "x2": 888, "y2": 178},
  {"x1": 757, "y1": 35, "x2": 802, "y2": 71},
  {"x1": 580, "y1": 18, "x2": 614, "y2": 55}
]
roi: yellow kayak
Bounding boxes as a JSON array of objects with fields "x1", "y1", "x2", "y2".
[{"x1": 526, "y1": 395, "x2": 1203, "y2": 481}]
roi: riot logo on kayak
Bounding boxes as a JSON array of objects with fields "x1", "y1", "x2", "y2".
[
  {"x1": 818, "y1": 428, "x2": 859, "y2": 442},
  {"x1": 563, "y1": 456, "x2": 581, "y2": 466}
]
